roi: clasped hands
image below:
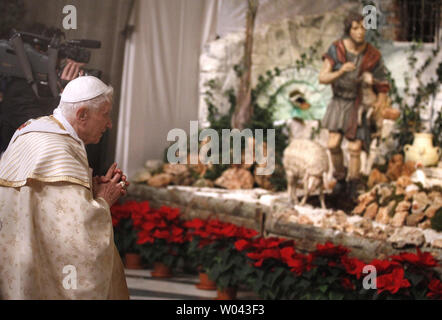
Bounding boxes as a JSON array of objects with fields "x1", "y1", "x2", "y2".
[{"x1": 93, "y1": 163, "x2": 130, "y2": 207}]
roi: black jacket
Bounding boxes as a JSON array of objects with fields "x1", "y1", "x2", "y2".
[{"x1": 0, "y1": 78, "x2": 60, "y2": 151}]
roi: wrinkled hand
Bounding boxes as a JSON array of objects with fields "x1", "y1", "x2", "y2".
[
  {"x1": 93, "y1": 163, "x2": 130, "y2": 201},
  {"x1": 95, "y1": 172, "x2": 125, "y2": 207},
  {"x1": 340, "y1": 62, "x2": 356, "y2": 73}
]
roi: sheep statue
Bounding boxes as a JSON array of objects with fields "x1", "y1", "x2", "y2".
[{"x1": 282, "y1": 139, "x2": 332, "y2": 209}]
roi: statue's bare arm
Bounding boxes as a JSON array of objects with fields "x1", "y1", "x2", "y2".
[{"x1": 319, "y1": 59, "x2": 356, "y2": 84}]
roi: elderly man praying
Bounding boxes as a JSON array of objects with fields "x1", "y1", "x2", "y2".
[{"x1": 0, "y1": 76, "x2": 129, "y2": 299}]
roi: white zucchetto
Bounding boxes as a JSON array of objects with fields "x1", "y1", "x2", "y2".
[{"x1": 60, "y1": 76, "x2": 110, "y2": 103}]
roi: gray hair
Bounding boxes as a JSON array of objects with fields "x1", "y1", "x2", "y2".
[{"x1": 58, "y1": 85, "x2": 114, "y2": 118}]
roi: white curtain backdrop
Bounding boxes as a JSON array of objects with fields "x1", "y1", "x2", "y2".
[
  {"x1": 116, "y1": 0, "x2": 218, "y2": 177},
  {"x1": 116, "y1": 0, "x2": 351, "y2": 177}
]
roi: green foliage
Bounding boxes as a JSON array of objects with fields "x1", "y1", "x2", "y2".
[
  {"x1": 203, "y1": 163, "x2": 230, "y2": 181},
  {"x1": 432, "y1": 109, "x2": 442, "y2": 148},
  {"x1": 207, "y1": 242, "x2": 252, "y2": 290},
  {"x1": 359, "y1": 6, "x2": 441, "y2": 155},
  {"x1": 114, "y1": 201, "x2": 442, "y2": 299},
  {"x1": 294, "y1": 41, "x2": 322, "y2": 70},
  {"x1": 113, "y1": 218, "x2": 138, "y2": 256},
  {"x1": 387, "y1": 43, "x2": 442, "y2": 154},
  {"x1": 186, "y1": 238, "x2": 222, "y2": 272},
  {"x1": 247, "y1": 259, "x2": 296, "y2": 300},
  {"x1": 139, "y1": 239, "x2": 184, "y2": 269},
  {"x1": 430, "y1": 207, "x2": 442, "y2": 232}
]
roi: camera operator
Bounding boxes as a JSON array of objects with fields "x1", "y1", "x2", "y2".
[{"x1": 0, "y1": 25, "x2": 87, "y2": 152}]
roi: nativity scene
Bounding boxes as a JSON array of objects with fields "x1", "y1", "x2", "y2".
[{"x1": 0, "y1": 0, "x2": 441, "y2": 301}]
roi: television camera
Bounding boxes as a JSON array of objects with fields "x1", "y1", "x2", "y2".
[{"x1": 0, "y1": 30, "x2": 102, "y2": 98}]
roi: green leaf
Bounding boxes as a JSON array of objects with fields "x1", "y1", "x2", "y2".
[
  {"x1": 208, "y1": 263, "x2": 222, "y2": 280},
  {"x1": 328, "y1": 291, "x2": 344, "y2": 300},
  {"x1": 407, "y1": 272, "x2": 424, "y2": 286},
  {"x1": 298, "y1": 279, "x2": 310, "y2": 290},
  {"x1": 269, "y1": 267, "x2": 285, "y2": 288},
  {"x1": 319, "y1": 284, "x2": 328, "y2": 293}
]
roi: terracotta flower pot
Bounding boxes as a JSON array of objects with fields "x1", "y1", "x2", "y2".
[
  {"x1": 124, "y1": 253, "x2": 142, "y2": 269},
  {"x1": 216, "y1": 287, "x2": 237, "y2": 300},
  {"x1": 151, "y1": 262, "x2": 173, "y2": 278},
  {"x1": 195, "y1": 272, "x2": 217, "y2": 291}
]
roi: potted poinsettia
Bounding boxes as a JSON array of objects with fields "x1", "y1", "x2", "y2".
[
  {"x1": 136, "y1": 205, "x2": 188, "y2": 277},
  {"x1": 111, "y1": 200, "x2": 150, "y2": 269},
  {"x1": 198, "y1": 220, "x2": 258, "y2": 299},
  {"x1": 184, "y1": 218, "x2": 217, "y2": 289},
  {"x1": 208, "y1": 241, "x2": 252, "y2": 299},
  {"x1": 235, "y1": 236, "x2": 303, "y2": 299}
]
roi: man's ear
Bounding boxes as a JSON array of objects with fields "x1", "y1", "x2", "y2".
[{"x1": 75, "y1": 106, "x2": 89, "y2": 121}]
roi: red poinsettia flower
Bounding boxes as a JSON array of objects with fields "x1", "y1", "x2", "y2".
[
  {"x1": 341, "y1": 255, "x2": 366, "y2": 279},
  {"x1": 110, "y1": 203, "x2": 131, "y2": 226},
  {"x1": 137, "y1": 230, "x2": 154, "y2": 244},
  {"x1": 391, "y1": 248, "x2": 438, "y2": 268},
  {"x1": 183, "y1": 218, "x2": 206, "y2": 230},
  {"x1": 183, "y1": 232, "x2": 193, "y2": 242},
  {"x1": 205, "y1": 219, "x2": 223, "y2": 233},
  {"x1": 280, "y1": 247, "x2": 313, "y2": 275},
  {"x1": 169, "y1": 226, "x2": 185, "y2": 243},
  {"x1": 131, "y1": 203, "x2": 152, "y2": 227},
  {"x1": 252, "y1": 237, "x2": 285, "y2": 249},
  {"x1": 139, "y1": 201, "x2": 150, "y2": 213},
  {"x1": 315, "y1": 241, "x2": 349, "y2": 257},
  {"x1": 370, "y1": 259, "x2": 402, "y2": 274},
  {"x1": 280, "y1": 246, "x2": 296, "y2": 261},
  {"x1": 153, "y1": 229, "x2": 170, "y2": 239},
  {"x1": 235, "y1": 239, "x2": 252, "y2": 251},
  {"x1": 261, "y1": 248, "x2": 281, "y2": 260},
  {"x1": 376, "y1": 268, "x2": 411, "y2": 294},
  {"x1": 427, "y1": 278, "x2": 442, "y2": 299},
  {"x1": 194, "y1": 229, "x2": 211, "y2": 239},
  {"x1": 247, "y1": 248, "x2": 281, "y2": 267},
  {"x1": 156, "y1": 205, "x2": 180, "y2": 221},
  {"x1": 246, "y1": 248, "x2": 279, "y2": 260},
  {"x1": 198, "y1": 238, "x2": 214, "y2": 248},
  {"x1": 166, "y1": 208, "x2": 180, "y2": 221},
  {"x1": 236, "y1": 227, "x2": 259, "y2": 239},
  {"x1": 140, "y1": 220, "x2": 159, "y2": 231},
  {"x1": 222, "y1": 224, "x2": 238, "y2": 237},
  {"x1": 112, "y1": 200, "x2": 154, "y2": 228}
]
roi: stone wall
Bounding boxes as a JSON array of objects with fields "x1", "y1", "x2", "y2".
[
  {"x1": 199, "y1": 1, "x2": 360, "y2": 126},
  {"x1": 127, "y1": 184, "x2": 266, "y2": 233},
  {"x1": 199, "y1": 0, "x2": 442, "y2": 133}
]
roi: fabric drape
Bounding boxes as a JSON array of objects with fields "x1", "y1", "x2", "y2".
[{"x1": 116, "y1": 0, "x2": 219, "y2": 177}]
